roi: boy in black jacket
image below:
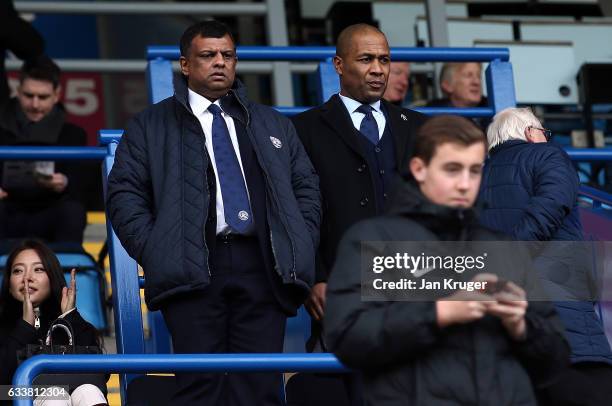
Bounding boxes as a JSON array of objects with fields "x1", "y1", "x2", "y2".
[{"x1": 324, "y1": 115, "x2": 570, "y2": 405}]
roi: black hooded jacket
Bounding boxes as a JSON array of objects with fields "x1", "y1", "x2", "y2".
[{"x1": 324, "y1": 181, "x2": 570, "y2": 406}]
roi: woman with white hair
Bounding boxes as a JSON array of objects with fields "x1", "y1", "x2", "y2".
[{"x1": 479, "y1": 107, "x2": 612, "y2": 406}]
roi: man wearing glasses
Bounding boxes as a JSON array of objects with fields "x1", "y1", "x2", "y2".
[{"x1": 479, "y1": 107, "x2": 612, "y2": 406}]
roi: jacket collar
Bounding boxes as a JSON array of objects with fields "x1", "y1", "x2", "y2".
[
  {"x1": 174, "y1": 74, "x2": 250, "y2": 125},
  {"x1": 387, "y1": 179, "x2": 480, "y2": 240},
  {"x1": 489, "y1": 139, "x2": 527, "y2": 156},
  {"x1": 318, "y1": 94, "x2": 413, "y2": 164},
  {"x1": 320, "y1": 94, "x2": 366, "y2": 158}
]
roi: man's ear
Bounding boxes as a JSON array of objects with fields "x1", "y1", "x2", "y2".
[
  {"x1": 440, "y1": 79, "x2": 453, "y2": 96},
  {"x1": 524, "y1": 126, "x2": 535, "y2": 143},
  {"x1": 179, "y1": 56, "x2": 189, "y2": 77},
  {"x1": 53, "y1": 85, "x2": 62, "y2": 103},
  {"x1": 333, "y1": 55, "x2": 343, "y2": 76},
  {"x1": 409, "y1": 157, "x2": 427, "y2": 182}
]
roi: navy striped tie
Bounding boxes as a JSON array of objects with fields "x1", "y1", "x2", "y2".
[{"x1": 208, "y1": 103, "x2": 253, "y2": 234}]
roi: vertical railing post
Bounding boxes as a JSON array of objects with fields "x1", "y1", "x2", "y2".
[
  {"x1": 486, "y1": 60, "x2": 517, "y2": 114},
  {"x1": 146, "y1": 57, "x2": 174, "y2": 104},
  {"x1": 316, "y1": 60, "x2": 340, "y2": 104},
  {"x1": 100, "y1": 131, "x2": 146, "y2": 403}
]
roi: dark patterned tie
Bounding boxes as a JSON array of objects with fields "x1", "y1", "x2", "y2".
[
  {"x1": 208, "y1": 103, "x2": 253, "y2": 234},
  {"x1": 357, "y1": 104, "x2": 379, "y2": 145}
]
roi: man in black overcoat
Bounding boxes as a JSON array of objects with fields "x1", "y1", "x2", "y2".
[{"x1": 291, "y1": 23, "x2": 427, "y2": 404}]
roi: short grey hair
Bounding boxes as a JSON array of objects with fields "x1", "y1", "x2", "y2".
[
  {"x1": 486, "y1": 107, "x2": 541, "y2": 151},
  {"x1": 439, "y1": 62, "x2": 481, "y2": 96}
]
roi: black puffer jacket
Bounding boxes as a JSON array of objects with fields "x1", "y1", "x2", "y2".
[{"x1": 325, "y1": 181, "x2": 570, "y2": 406}]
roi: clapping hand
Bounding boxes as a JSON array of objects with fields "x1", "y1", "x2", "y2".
[
  {"x1": 61, "y1": 268, "x2": 77, "y2": 314},
  {"x1": 22, "y1": 279, "x2": 35, "y2": 326}
]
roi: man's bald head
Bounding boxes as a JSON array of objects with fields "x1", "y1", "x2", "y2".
[
  {"x1": 336, "y1": 24, "x2": 386, "y2": 58},
  {"x1": 333, "y1": 24, "x2": 390, "y2": 104}
]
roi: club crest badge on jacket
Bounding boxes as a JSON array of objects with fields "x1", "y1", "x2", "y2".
[{"x1": 270, "y1": 136, "x2": 282, "y2": 148}]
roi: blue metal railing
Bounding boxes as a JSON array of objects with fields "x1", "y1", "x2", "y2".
[
  {"x1": 144, "y1": 45, "x2": 517, "y2": 115},
  {"x1": 12, "y1": 354, "x2": 348, "y2": 406},
  {"x1": 564, "y1": 148, "x2": 612, "y2": 161},
  {"x1": 147, "y1": 46, "x2": 510, "y2": 62},
  {"x1": 276, "y1": 106, "x2": 497, "y2": 118},
  {"x1": 3, "y1": 144, "x2": 610, "y2": 163},
  {"x1": 0, "y1": 146, "x2": 106, "y2": 160},
  {"x1": 578, "y1": 184, "x2": 612, "y2": 209}
]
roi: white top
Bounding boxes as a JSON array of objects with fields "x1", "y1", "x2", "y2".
[
  {"x1": 338, "y1": 93, "x2": 386, "y2": 140},
  {"x1": 188, "y1": 88, "x2": 250, "y2": 235}
]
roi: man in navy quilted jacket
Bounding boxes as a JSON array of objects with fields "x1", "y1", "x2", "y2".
[
  {"x1": 107, "y1": 20, "x2": 320, "y2": 406},
  {"x1": 479, "y1": 107, "x2": 612, "y2": 405}
]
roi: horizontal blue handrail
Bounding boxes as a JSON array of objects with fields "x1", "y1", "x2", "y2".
[
  {"x1": 147, "y1": 46, "x2": 510, "y2": 62},
  {"x1": 415, "y1": 107, "x2": 495, "y2": 117},
  {"x1": 579, "y1": 185, "x2": 612, "y2": 208},
  {"x1": 13, "y1": 353, "x2": 348, "y2": 406},
  {"x1": 1, "y1": 145, "x2": 611, "y2": 165},
  {"x1": 276, "y1": 106, "x2": 496, "y2": 118},
  {"x1": 565, "y1": 148, "x2": 612, "y2": 161},
  {"x1": 0, "y1": 147, "x2": 106, "y2": 160},
  {"x1": 275, "y1": 106, "x2": 307, "y2": 116}
]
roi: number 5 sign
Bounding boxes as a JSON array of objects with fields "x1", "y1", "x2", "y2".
[{"x1": 8, "y1": 72, "x2": 106, "y2": 146}]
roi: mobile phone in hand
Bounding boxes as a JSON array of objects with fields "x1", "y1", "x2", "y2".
[{"x1": 483, "y1": 279, "x2": 509, "y2": 295}]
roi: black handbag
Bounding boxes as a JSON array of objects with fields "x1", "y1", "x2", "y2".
[{"x1": 17, "y1": 317, "x2": 107, "y2": 395}]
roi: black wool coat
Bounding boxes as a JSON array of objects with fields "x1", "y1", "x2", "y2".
[{"x1": 292, "y1": 94, "x2": 427, "y2": 283}]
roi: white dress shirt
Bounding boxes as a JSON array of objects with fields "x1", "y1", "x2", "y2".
[
  {"x1": 338, "y1": 93, "x2": 386, "y2": 140},
  {"x1": 188, "y1": 88, "x2": 250, "y2": 235}
]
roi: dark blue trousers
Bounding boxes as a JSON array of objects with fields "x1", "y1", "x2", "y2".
[{"x1": 161, "y1": 235, "x2": 286, "y2": 406}]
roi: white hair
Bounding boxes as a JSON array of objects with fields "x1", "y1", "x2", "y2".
[{"x1": 486, "y1": 107, "x2": 541, "y2": 151}]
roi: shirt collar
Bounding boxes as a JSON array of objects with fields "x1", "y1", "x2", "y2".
[
  {"x1": 188, "y1": 88, "x2": 221, "y2": 115},
  {"x1": 338, "y1": 93, "x2": 381, "y2": 114}
]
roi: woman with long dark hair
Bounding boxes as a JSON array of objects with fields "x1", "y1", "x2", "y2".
[{"x1": 0, "y1": 239, "x2": 107, "y2": 405}]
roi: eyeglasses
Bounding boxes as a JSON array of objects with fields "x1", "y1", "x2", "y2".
[{"x1": 528, "y1": 126, "x2": 553, "y2": 141}]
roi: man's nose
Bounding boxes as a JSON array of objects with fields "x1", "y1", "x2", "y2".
[
  {"x1": 457, "y1": 172, "x2": 471, "y2": 190},
  {"x1": 370, "y1": 60, "x2": 384, "y2": 75},
  {"x1": 212, "y1": 53, "x2": 225, "y2": 66},
  {"x1": 31, "y1": 97, "x2": 40, "y2": 109}
]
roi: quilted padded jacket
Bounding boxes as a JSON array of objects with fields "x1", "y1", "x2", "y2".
[
  {"x1": 107, "y1": 77, "x2": 321, "y2": 310},
  {"x1": 479, "y1": 139, "x2": 612, "y2": 364}
]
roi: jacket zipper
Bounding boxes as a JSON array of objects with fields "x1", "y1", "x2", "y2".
[
  {"x1": 34, "y1": 307, "x2": 40, "y2": 329},
  {"x1": 202, "y1": 129, "x2": 212, "y2": 277},
  {"x1": 231, "y1": 92, "x2": 297, "y2": 281}
]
